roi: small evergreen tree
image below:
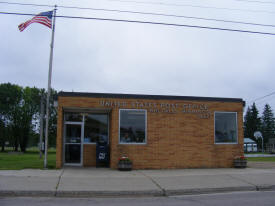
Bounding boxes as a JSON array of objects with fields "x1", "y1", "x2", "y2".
[
  {"x1": 261, "y1": 104, "x2": 275, "y2": 148},
  {"x1": 244, "y1": 106, "x2": 252, "y2": 138},
  {"x1": 244, "y1": 103, "x2": 262, "y2": 143}
]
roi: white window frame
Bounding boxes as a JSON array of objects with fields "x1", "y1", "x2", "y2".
[
  {"x1": 119, "y1": 109, "x2": 147, "y2": 145},
  {"x1": 214, "y1": 111, "x2": 238, "y2": 144},
  {"x1": 63, "y1": 117, "x2": 84, "y2": 166}
]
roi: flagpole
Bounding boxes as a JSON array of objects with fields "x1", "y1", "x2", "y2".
[{"x1": 44, "y1": 6, "x2": 57, "y2": 168}]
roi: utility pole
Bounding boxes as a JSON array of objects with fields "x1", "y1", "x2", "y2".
[
  {"x1": 44, "y1": 6, "x2": 57, "y2": 168},
  {"x1": 39, "y1": 96, "x2": 44, "y2": 159}
]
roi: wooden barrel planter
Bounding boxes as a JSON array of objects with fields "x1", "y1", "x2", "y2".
[
  {"x1": 118, "y1": 161, "x2": 132, "y2": 171},
  {"x1": 233, "y1": 159, "x2": 247, "y2": 168}
]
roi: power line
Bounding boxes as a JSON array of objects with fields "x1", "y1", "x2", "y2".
[
  {"x1": 1, "y1": 11, "x2": 275, "y2": 36},
  {"x1": 111, "y1": 0, "x2": 275, "y2": 5},
  {"x1": 235, "y1": 0, "x2": 275, "y2": 5},
  {"x1": 0, "y1": 1, "x2": 53, "y2": 8},
  {"x1": 251, "y1": 91, "x2": 275, "y2": 102},
  {"x1": 34, "y1": 5, "x2": 275, "y2": 29},
  {"x1": 1, "y1": 2, "x2": 275, "y2": 29},
  {"x1": 253, "y1": 98, "x2": 275, "y2": 109},
  {"x1": 2, "y1": 0, "x2": 275, "y2": 15},
  {"x1": 105, "y1": 0, "x2": 275, "y2": 14}
]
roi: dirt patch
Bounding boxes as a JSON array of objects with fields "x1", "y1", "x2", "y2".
[{"x1": 247, "y1": 161, "x2": 275, "y2": 169}]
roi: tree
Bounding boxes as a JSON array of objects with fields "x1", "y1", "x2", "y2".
[
  {"x1": 261, "y1": 104, "x2": 275, "y2": 147},
  {"x1": 39, "y1": 88, "x2": 57, "y2": 148},
  {"x1": 16, "y1": 86, "x2": 41, "y2": 152},
  {"x1": 244, "y1": 103, "x2": 262, "y2": 143},
  {"x1": 244, "y1": 106, "x2": 252, "y2": 138},
  {"x1": 0, "y1": 118, "x2": 5, "y2": 151},
  {"x1": 0, "y1": 83, "x2": 22, "y2": 151},
  {"x1": 48, "y1": 89, "x2": 57, "y2": 147},
  {"x1": 0, "y1": 83, "x2": 58, "y2": 152}
]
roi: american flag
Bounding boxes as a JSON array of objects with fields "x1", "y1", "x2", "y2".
[{"x1": 18, "y1": 11, "x2": 53, "y2": 32}]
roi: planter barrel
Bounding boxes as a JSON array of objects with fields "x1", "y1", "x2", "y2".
[
  {"x1": 233, "y1": 159, "x2": 247, "y2": 168},
  {"x1": 118, "y1": 162, "x2": 132, "y2": 171}
]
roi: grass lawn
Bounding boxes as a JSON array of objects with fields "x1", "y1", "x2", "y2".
[
  {"x1": 0, "y1": 148, "x2": 56, "y2": 170},
  {"x1": 247, "y1": 157, "x2": 275, "y2": 162},
  {"x1": 245, "y1": 152, "x2": 270, "y2": 155}
]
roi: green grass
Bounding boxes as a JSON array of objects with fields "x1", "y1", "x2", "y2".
[
  {"x1": 247, "y1": 157, "x2": 275, "y2": 162},
  {"x1": 0, "y1": 148, "x2": 56, "y2": 170},
  {"x1": 245, "y1": 152, "x2": 271, "y2": 155}
]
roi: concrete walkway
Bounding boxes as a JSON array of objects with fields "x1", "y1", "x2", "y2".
[{"x1": 1, "y1": 167, "x2": 275, "y2": 197}]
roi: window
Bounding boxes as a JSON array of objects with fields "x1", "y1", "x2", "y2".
[
  {"x1": 215, "y1": 112, "x2": 237, "y2": 144},
  {"x1": 119, "y1": 109, "x2": 146, "y2": 144},
  {"x1": 64, "y1": 112, "x2": 82, "y2": 122},
  {"x1": 84, "y1": 114, "x2": 108, "y2": 143}
]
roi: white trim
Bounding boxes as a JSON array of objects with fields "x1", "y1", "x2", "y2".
[
  {"x1": 63, "y1": 120, "x2": 84, "y2": 166},
  {"x1": 64, "y1": 143, "x2": 81, "y2": 145},
  {"x1": 63, "y1": 112, "x2": 83, "y2": 123},
  {"x1": 214, "y1": 111, "x2": 238, "y2": 144},
  {"x1": 63, "y1": 163, "x2": 83, "y2": 167},
  {"x1": 119, "y1": 109, "x2": 147, "y2": 145},
  {"x1": 64, "y1": 121, "x2": 82, "y2": 125}
]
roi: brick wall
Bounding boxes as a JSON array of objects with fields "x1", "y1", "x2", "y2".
[
  {"x1": 56, "y1": 96, "x2": 244, "y2": 169},
  {"x1": 83, "y1": 144, "x2": 96, "y2": 166}
]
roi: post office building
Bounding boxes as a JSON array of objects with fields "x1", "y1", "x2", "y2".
[{"x1": 56, "y1": 92, "x2": 245, "y2": 169}]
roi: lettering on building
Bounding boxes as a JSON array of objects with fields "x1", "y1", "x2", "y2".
[{"x1": 99, "y1": 100, "x2": 211, "y2": 119}]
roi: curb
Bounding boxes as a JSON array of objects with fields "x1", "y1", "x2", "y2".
[
  {"x1": 1, "y1": 185, "x2": 275, "y2": 198},
  {"x1": 56, "y1": 190, "x2": 163, "y2": 198},
  {"x1": 165, "y1": 186, "x2": 256, "y2": 196},
  {"x1": 0, "y1": 191, "x2": 55, "y2": 197},
  {"x1": 256, "y1": 185, "x2": 275, "y2": 191}
]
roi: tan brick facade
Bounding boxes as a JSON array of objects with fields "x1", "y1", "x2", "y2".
[{"x1": 56, "y1": 93, "x2": 244, "y2": 169}]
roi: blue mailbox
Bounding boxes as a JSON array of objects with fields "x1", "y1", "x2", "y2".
[{"x1": 96, "y1": 137, "x2": 109, "y2": 167}]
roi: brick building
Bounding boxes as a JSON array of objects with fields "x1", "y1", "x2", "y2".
[{"x1": 56, "y1": 92, "x2": 245, "y2": 169}]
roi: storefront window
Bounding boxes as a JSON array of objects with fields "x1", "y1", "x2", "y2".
[
  {"x1": 64, "y1": 112, "x2": 82, "y2": 122},
  {"x1": 84, "y1": 114, "x2": 108, "y2": 143},
  {"x1": 119, "y1": 109, "x2": 146, "y2": 144},
  {"x1": 215, "y1": 112, "x2": 237, "y2": 144}
]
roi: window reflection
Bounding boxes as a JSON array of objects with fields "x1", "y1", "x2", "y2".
[
  {"x1": 120, "y1": 110, "x2": 146, "y2": 144},
  {"x1": 215, "y1": 112, "x2": 237, "y2": 143},
  {"x1": 84, "y1": 114, "x2": 108, "y2": 143},
  {"x1": 64, "y1": 112, "x2": 82, "y2": 122}
]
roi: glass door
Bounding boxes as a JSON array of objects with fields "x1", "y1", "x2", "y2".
[
  {"x1": 63, "y1": 112, "x2": 109, "y2": 167},
  {"x1": 64, "y1": 123, "x2": 83, "y2": 165}
]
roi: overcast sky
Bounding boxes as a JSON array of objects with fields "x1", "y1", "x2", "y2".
[{"x1": 1, "y1": 0, "x2": 275, "y2": 113}]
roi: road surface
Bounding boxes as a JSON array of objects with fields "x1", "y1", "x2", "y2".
[{"x1": 0, "y1": 191, "x2": 275, "y2": 206}]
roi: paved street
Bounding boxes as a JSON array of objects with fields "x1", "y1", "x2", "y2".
[{"x1": 1, "y1": 191, "x2": 275, "y2": 206}]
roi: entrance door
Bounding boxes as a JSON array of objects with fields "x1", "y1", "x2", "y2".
[
  {"x1": 64, "y1": 123, "x2": 83, "y2": 165},
  {"x1": 63, "y1": 112, "x2": 109, "y2": 167}
]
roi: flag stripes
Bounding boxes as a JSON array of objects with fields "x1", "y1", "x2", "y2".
[{"x1": 18, "y1": 11, "x2": 53, "y2": 32}]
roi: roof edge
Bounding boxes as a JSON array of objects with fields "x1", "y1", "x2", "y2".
[{"x1": 58, "y1": 91, "x2": 245, "y2": 104}]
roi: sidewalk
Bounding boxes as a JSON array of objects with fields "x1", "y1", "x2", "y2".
[{"x1": 1, "y1": 166, "x2": 275, "y2": 197}]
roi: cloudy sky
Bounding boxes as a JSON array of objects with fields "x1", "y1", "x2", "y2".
[{"x1": 1, "y1": 0, "x2": 275, "y2": 113}]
